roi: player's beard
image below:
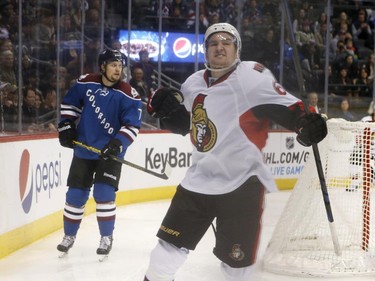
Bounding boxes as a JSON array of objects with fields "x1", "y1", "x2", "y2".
[{"x1": 105, "y1": 73, "x2": 121, "y2": 84}]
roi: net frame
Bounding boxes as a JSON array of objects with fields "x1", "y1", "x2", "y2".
[{"x1": 263, "y1": 119, "x2": 375, "y2": 277}]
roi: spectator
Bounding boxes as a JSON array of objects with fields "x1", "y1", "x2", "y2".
[
  {"x1": 219, "y1": 0, "x2": 238, "y2": 26},
  {"x1": 361, "y1": 100, "x2": 375, "y2": 122},
  {"x1": 242, "y1": 0, "x2": 263, "y2": 27},
  {"x1": 257, "y1": 28, "x2": 279, "y2": 71},
  {"x1": 342, "y1": 54, "x2": 359, "y2": 81},
  {"x1": 331, "y1": 39, "x2": 350, "y2": 76},
  {"x1": 61, "y1": 38, "x2": 83, "y2": 80},
  {"x1": 313, "y1": 11, "x2": 332, "y2": 35},
  {"x1": 0, "y1": 38, "x2": 13, "y2": 52},
  {"x1": 168, "y1": 6, "x2": 186, "y2": 31},
  {"x1": 0, "y1": 49, "x2": 17, "y2": 86},
  {"x1": 332, "y1": 11, "x2": 351, "y2": 37},
  {"x1": 0, "y1": 0, "x2": 16, "y2": 41},
  {"x1": 292, "y1": 8, "x2": 307, "y2": 34},
  {"x1": 300, "y1": 42, "x2": 323, "y2": 91},
  {"x1": 31, "y1": 8, "x2": 56, "y2": 61},
  {"x1": 1, "y1": 82, "x2": 17, "y2": 131},
  {"x1": 314, "y1": 22, "x2": 332, "y2": 57},
  {"x1": 344, "y1": 37, "x2": 358, "y2": 58},
  {"x1": 333, "y1": 98, "x2": 356, "y2": 121},
  {"x1": 208, "y1": 12, "x2": 220, "y2": 26},
  {"x1": 307, "y1": 91, "x2": 323, "y2": 114},
  {"x1": 261, "y1": 0, "x2": 279, "y2": 25},
  {"x1": 351, "y1": 8, "x2": 372, "y2": 45},
  {"x1": 330, "y1": 25, "x2": 352, "y2": 55},
  {"x1": 331, "y1": 66, "x2": 354, "y2": 97},
  {"x1": 21, "y1": 86, "x2": 39, "y2": 132},
  {"x1": 354, "y1": 66, "x2": 372, "y2": 97},
  {"x1": 361, "y1": 52, "x2": 374, "y2": 83},
  {"x1": 295, "y1": 19, "x2": 315, "y2": 48},
  {"x1": 300, "y1": 0, "x2": 315, "y2": 22},
  {"x1": 129, "y1": 66, "x2": 150, "y2": 102},
  {"x1": 240, "y1": 17, "x2": 256, "y2": 61},
  {"x1": 133, "y1": 50, "x2": 156, "y2": 92},
  {"x1": 171, "y1": 0, "x2": 188, "y2": 18},
  {"x1": 38, "y1": 87, "x2": 57, "y2": 132},
  {"x1": 34, "y1": 90, "x2": 43, "y2": 116},
  {"x1": 60, "y1": 13, "x2": 79, "y2": 41}
]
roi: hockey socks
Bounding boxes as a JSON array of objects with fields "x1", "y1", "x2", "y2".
[{"x1": 63, "y1": 204, "x2": 84, "y2": 236}]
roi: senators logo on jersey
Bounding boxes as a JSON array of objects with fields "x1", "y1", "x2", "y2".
[{"x1": 191, "y1": 94, "x2": 217, "y2": 152}]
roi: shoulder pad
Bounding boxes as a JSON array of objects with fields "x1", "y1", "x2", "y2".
[
  {"x1": 78, "y1": 73, "x2": 101, "y2": 83},
  {"x1": 116, "y1": 82, "x2": 141, "y2": 100}
]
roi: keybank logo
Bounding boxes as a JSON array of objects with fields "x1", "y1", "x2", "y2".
[{"x1": 19, "y1": 149, "x2": 62, "y2": 214}]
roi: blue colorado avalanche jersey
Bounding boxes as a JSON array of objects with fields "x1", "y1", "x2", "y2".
[{"x1": 60, "y1": 73, "x2": 142, "y2": 160}]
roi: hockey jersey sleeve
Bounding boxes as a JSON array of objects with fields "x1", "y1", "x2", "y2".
[
  {"x1": 60, "y1": 80, "x2": 84, "y2": 123},
  {"x1": 114, "y1": 92, "x2": 142, "y2": 152}
]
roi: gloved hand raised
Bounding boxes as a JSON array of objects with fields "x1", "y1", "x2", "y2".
[
  {"x1": 295, "y1": 114, "x2": 327, "y2": 147},
  {"x1": 147, "y1": 87, "x2": 184, "y2": 119},
  {"x1": 58, "y1": 120, "x2": 77, "y2": 148},
  {"x1": 101, "y1": 138, "x2": 123, "y2": 160}
]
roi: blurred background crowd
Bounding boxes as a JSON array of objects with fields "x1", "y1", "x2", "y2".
[{"x1": 1, "y1": 0, "x2": 375, "y2": 136}]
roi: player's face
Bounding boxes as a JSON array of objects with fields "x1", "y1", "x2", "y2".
[
  {"x1": 102, "y1": 61, "x2": 123, "y2": 85},
  {"x1": 206, "y1": 32, "x2": 237, "y2": 70}
]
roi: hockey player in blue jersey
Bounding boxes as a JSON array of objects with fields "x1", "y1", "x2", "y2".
[{"x1": 57, "y1": 49, "x2": 142, "y2": 257}]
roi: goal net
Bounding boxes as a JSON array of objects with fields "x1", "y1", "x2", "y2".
[{"x1": 263, "y1": 119, "x2": 375, "y2": 277}]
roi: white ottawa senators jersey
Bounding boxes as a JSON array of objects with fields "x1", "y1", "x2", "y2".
[{"x1": 180, "y1": 61, "x2": 301, "y2": 195}]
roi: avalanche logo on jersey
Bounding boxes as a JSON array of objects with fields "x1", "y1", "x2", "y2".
[
  {"x1": 96, "y1": 87, "x2": 109, "y2": 96},
  {"x1": 191, "y1": 94, "x2": 217, "y2": 152},
  {"x1": 19, "y1": 149, "x2": 33, "y2": 214}
]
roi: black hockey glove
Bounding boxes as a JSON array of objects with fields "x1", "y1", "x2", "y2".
[
  {"x1": 101, "y1": 138, "x2": 123, "y2": 160},
  {"x1": 147, "y1": 87, "x2": 184, "y2": 119},
  {"x1": 295, "y1": 113, "x2": 327, "y2": 147},
  {"x1": 58, "y1": 120, "x2": 77, "y2": 148}
]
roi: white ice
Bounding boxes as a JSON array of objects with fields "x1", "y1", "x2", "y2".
[{"x1": 0, "y1": 191, "x2": 373, "y2": 281}]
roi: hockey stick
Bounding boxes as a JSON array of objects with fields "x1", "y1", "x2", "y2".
[
  {"x1": 72, "y1": 141, "x2": 171, "y2": 180},
  {"x1": 282, "y1": 0, "x2": 341, "y2": 256}
]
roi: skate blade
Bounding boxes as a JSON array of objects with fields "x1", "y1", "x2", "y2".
[
  {"x1": 58, "y1": 251, "x2": 69, "y2": 258},
  {"x1": 98, "y1": 254, "x2": 109, "y2": 262}
]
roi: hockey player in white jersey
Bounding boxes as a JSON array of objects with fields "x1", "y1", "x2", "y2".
[{"x1": 144, "y1": 23, "x2": 327, "y2": 280}]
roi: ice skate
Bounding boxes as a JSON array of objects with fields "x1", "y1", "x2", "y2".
[
  {"x1": 97, "y1": 236, "x2": 113, "y2": 262},
  {"x1": 57, "y1": 235, "x2": 75, "y2": 258}
]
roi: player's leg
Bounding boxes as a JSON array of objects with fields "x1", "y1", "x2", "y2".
[
  {"x1": 145, "y1": 239, "x2": 188, "y2": 281},
  {"x1": 93, "y1": 159, "x2": 122, "y2": 255},
  {"x1": 213, "y1": 176, "x2": 265, "y2": 281},
  {"x1": 220, "y1": 262, "x2": 256, "y2": 281},
  {"x1": 144, "y1": 185, "x2": 213, "y2": 281},
  {"x1": 57, "y1": 157, "x2": 96, "y2": 253}
]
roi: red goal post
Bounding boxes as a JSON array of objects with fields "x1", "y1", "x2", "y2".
[{"x1": 263, "y1": 119, "x2": 375, "y2": 277}]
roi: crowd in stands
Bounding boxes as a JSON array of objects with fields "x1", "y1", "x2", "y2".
[{"x1": 2, "y1": 0, "x2": 375, "y2": 135}]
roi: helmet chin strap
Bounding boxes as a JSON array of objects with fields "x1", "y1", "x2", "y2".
[{"x1": 204, "y1": 58, "x2": 240, "y2": 73}]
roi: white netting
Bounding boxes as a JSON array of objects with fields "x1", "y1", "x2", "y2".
[{"x1": 263, "y1": 119, "x2": 375, "y2": 277}]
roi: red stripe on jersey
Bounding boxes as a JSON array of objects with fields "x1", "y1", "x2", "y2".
[
  {"x1": 239, "y1": 109, "x2": 269, "y2": 150},
  {"x1": 253, "y1": 63, "x2": 265, "y2": 73}
]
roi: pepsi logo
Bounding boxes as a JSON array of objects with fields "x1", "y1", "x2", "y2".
[
  {"x1": 19, "y1": 149, "x2": 33, "y2": 214},
  {"x1": 173, "y1": 37, "x2": 192, "y2": 59},
  {"x1": 18, "y1": 149, "x2": 62, "y2": 214}
]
